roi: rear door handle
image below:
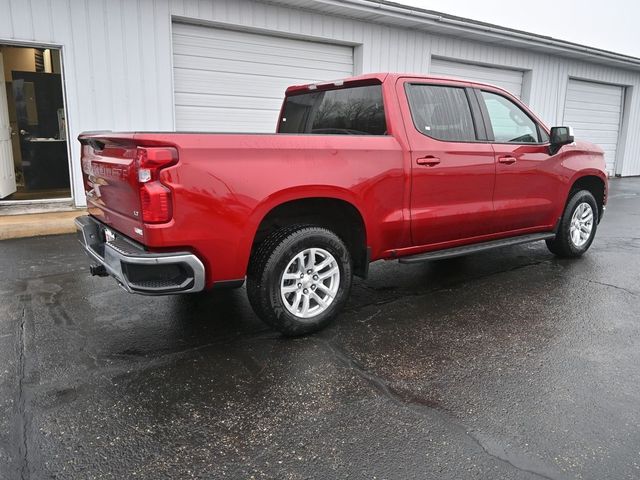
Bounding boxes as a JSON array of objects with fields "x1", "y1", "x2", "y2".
[
  {"x1": 416, "y1": 156, "x2": 441, "y2": 167},
  {"x1": 498, "y1": 156, "x2": 517, "y2": 165}
]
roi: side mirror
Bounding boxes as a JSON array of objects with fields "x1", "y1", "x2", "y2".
[{"x1": 549, "y1": 126, "x2": 574, "y2": 155}]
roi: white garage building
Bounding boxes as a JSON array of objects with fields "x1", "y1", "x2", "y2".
[{"x1": 1, "y1": 0, "x2": 639, "y2": 211}]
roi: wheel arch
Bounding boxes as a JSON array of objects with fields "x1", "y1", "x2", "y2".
[
  {"x1": 247, "y1": 190, "x2": 370, "y2": 278},
  {"x1": 568, "y1": 173, "x2": 607, "y2": 221}
]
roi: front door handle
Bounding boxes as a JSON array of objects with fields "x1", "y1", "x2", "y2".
[
  {"x1": 416, "y1": 156, "x2": 441, "y2": 167},
  {"x1": 498, "y1": 156, "x2": 517, "y2": 165}
]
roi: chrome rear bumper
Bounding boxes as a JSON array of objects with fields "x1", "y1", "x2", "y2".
[{"x1": 75, "y1": 215, "x2": 205, "y2": 295}]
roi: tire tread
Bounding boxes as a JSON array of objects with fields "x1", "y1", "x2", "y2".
[
  {"x1": 246, "y1": 225, "x2": 352, "y2": 336},
  {"x1": 546, "y1": 189, "x2": 598, "y2": 258}
]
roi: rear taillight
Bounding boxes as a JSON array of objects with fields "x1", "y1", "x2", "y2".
[
  {"x1": 135, "y1": 147, "x2": 177, "y2": 223},
  {"x1": 140, "y1": 181, "x2": 172, "y2": 223}
]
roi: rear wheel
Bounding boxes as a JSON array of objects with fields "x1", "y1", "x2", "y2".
[
  {"x1": 546, "y1": 189, "x2": 599, "y2": 258},
  {"x1": 247, "y1": 225, "x2": 353, "y2": 336}
]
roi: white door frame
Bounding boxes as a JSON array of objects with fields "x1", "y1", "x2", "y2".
[
  {"x1": 0, "y1": 51, "x2": 17, "y2": 198},
  {"x1": 0, "y1": 39, "x2": 75, "y2": 206}
]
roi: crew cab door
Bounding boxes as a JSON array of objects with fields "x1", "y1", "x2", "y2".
[
  {"x1": 397, "y1": 79, "x2": 496, "y2": 246},
  {"x1": 475, "y1": 89, "x2": 561, "y2": 232}
]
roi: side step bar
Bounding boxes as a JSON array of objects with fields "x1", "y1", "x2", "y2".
[{"x1": 398, "y1": 233, "x2": 556, "y2": 264}]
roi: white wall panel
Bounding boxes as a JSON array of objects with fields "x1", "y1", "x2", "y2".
[
  {"x1": 430, "y1": 58, "x2": 524, "y2": 97},
  {"x1": 0, "y1": 0, "x2": 638, "y2": 210},
  {"x1": 0, "y1": 0, "x2": 178, "y2": 208},
  {"x1": 172, "y1": 22, "x2": 353, "y2": 132}
]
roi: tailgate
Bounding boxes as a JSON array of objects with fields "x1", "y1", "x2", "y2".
[{"x1": 79, "y1": 134, "x2": 144, "y2": 239}]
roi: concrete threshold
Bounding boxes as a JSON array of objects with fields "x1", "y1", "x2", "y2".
[{"x1": 0, "y1": 210, "x2": 86, "y2": 240}]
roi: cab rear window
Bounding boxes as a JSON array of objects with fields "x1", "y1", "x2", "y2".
[{"x1": 278, "y1": 84, "x2": 387, "y2": 135}]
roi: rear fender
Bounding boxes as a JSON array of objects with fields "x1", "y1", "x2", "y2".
[{"x1": 238, "y1": 186, "x2": 371, "y2": 272}]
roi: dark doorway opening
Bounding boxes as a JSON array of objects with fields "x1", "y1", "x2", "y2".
[{"x1": 0, "y1": 45, "x2": 71, "y2": 202}]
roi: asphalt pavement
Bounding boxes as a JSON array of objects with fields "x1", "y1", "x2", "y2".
[{"x1": 1, "y1": 178, "x2": 639, "y2": 479}]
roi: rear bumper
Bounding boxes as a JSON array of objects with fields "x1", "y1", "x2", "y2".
[{"x1": 75, "y1": 215, "x2": 205, "y2": 295}]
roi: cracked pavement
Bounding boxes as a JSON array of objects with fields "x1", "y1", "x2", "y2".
[{"x1": 1, "y1": 178, "x2": 639, "y2": 479}]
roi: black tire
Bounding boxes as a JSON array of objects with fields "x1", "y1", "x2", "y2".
[
  {"x1": 546, "y1": 189, "x2": 599, "y2": 258},
  {"x1": 246, "y1": 225, "x2": 353, "y2": 336}
]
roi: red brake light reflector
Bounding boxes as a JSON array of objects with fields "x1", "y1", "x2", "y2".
[
  {"x1": 135, "y1": 147, "x2": 178, "y2": 224},
  {"x1": 140, "y1": 182, "x2": 172, "y2": 223}
]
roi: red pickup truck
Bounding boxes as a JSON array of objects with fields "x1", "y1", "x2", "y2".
[{"x1": 76, "y1": 73, "x2": 607, "y2": 335}]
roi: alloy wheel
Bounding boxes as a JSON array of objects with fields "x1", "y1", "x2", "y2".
[{"x1": 280, "y1": 247, "x2": 340, "y2": 319}]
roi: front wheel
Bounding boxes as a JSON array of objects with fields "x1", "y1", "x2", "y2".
[
  {"x1": 247, "y1": 225, "x2": 353, "y2": 336},
  {"x1": 546, "y1": 189, "x2": 599, "y2": 258}
]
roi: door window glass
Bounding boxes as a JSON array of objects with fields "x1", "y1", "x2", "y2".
[
  {"x1": 405, "y1": 84, "x2": 476, "y2": 142},
  {"x1": 481, "y1": 91, "x2": 540, "y2": 143}
]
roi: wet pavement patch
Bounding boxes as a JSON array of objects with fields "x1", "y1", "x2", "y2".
[{"x1": 1, "y1": 178, "x2": 639, "y2": 479}]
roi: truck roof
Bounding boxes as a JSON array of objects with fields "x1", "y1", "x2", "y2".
[{"x1": 285, "y1": 72, "x2": 510, "y2": 96}]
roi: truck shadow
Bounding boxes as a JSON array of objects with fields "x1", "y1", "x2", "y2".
[{"x1": 166, "y1": 287, "x2": 270, "y2": 341}]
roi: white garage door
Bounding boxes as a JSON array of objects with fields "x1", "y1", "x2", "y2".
[
  {"x1": 563, "y1": 79, "x2": 624, "y2": 175},
  {"x1": 430, "y1": 58, "x2": 524, "y2": 98},
  {"x1": 172, "y1": 23, "x2": 354, "y2": 132}
]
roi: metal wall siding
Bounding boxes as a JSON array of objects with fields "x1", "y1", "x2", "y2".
[
  {"x1": 0, "y1": 0, "x2": 639, "y2": 208},
  {"x1": 165, "y1": 0, "x2": 640, "y2": 175},
  {"x1": 171, "y1": 22, "x2": 353, "y2": 132},
  {"x1": 429, "y1": 58, "x2": 524, "y2": 98},
  {"x1": 0, "y1": 0, "x2": 181, "y2": 205}
]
